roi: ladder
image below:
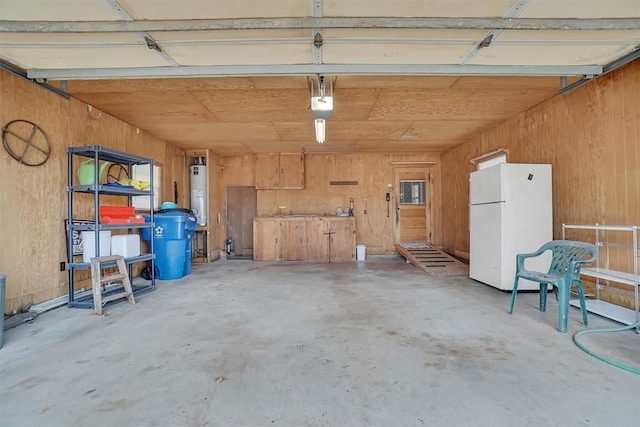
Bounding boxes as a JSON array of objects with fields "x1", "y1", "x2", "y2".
[{"x1": 90, "y1": 255, "x2": 136, "y2": 315}]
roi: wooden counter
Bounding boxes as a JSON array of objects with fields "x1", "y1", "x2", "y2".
[{"x1": 253, "y1": 216, "x2": 356, "y2": 261}]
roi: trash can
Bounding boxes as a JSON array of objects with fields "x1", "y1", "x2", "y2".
[
  {"x1": 142, "y1": 209, "x2": 197, "y2": 280},
  {"x1": 0, "y1": 274, "x2": 5, "y2": 349},
  {"x1": 356, "y1": 245, "x2": 366, "y2": 261}
]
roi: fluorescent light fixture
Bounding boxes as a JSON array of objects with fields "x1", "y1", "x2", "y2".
[
  {"x1": 310, "y1": 75, "x2": 333, "y2": 143},
  {"x1": 311, "y1": 95, "x2": 333, "y2": 114},
  {"x1": 314, "y1": 118, "x2": 325, "y2": 144}
]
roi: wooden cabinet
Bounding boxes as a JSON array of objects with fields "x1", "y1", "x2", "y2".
[
  {"x1": 305, "y1": 217, "x2": 330, "y2": 260},
  {"x1": 255, "y1": 153, "x2": 304, "y2": 189},
  {"x1": 253, "y1": 218, "x2": 282, "y2": 261},
  {"x1": 327, "y1": 218, "x2": 356, "y2": 260},
  {"x1": 281, "y1": 219, "x2": 306, "y2": 260},
  {"x1": 253, "y1": 216, "x2": 355, "y2": 261}
]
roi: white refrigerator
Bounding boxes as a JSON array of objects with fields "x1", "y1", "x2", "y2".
[{"x1": 469, "y1": 163, "x2": 553, "y2": 291}]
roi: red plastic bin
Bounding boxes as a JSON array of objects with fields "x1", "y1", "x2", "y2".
[{"x1": 99, "y1": 206, "x2": 144, "y2": 224}]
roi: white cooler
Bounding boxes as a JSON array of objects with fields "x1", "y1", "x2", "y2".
[{"x1": 111, "y1": 234, "x2": 141, "y2": 258}]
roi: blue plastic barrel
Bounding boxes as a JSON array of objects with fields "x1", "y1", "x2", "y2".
[{"x1": 141, "y1": 210, "x2": 197, "y2": 280}]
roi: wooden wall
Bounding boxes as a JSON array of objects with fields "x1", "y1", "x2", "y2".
[
  {"x1": 441, "y1": 59, "x2": 640, "y2": 307},
  {"x1": 218, "y1": 152, "x2": 442, "y2": 255},
  {"x1": 0, "y1": 69, "x2": 180, "y2": 315}
]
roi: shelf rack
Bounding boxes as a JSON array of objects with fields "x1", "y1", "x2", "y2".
[
  {"x1": 562, "y1": 223, "x2": 639, "y2": 333},
  {"x1": 66, "y1": 145, "x2": 156, "y2": 309}
]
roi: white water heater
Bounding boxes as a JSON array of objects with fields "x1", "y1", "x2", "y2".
[{"x1": 190, "y1": 164, "x2": 207, "y2": 226}]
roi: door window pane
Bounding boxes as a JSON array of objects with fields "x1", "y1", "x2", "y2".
[{"x1": 399, "y1": 180, "x2": 425, "y2": 205}]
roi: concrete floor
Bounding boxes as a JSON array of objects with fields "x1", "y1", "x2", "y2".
[{"x1": 1, "y1": 256, "x2": 638, "y2": 427}]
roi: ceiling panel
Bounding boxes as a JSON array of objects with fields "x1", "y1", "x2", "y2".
[
  {"x1": 323, "y1": 29, "x2": 487, "y2": 40},
  {"x1": 68, "y1": 77, "x2": 257, "y2": 93},
  {"x1": 70, "y1": 91, "x2": 219, "y2": 128},
  {"x1": 121, "y1": 0, "x2": 309, "y2": 19},
  {"x1": 163, "y1": 43, "x2": 312, "y2": 66},
  {"x1": 451, "y1": 76, "x2": 569, "y2": 89},
  {"x1": 335, "y1": 75, "x2": 459, "y2": 89},
  {"x1": 149, "y1": 29, "x2": 310, "y2": 41},
  {"x1": 496, "y1": 29, "x2": 640, "y2": 42},
  {"x1": 194, "y1": 89, "x2": 309, "y2": 117},
  {"x1": 369, "y1": 89, "x2": 556, "y2": 121},
  {"x1": 470, "y1": 44, "x2": 633, "y2": 66},
  {"x1": 152, "y1": 122, "x2": 281, "y2": 143},
  {"x1": 324, "y1": 0, "x2": 515, "y2": 17},
  {"x1": 1, "y1": 46, "x2": 169, "y2": 69},
  {"x1": 323, "y1": 43, "x2": 473, "y2": 65},
  {"x1": 409, "y1": 120, "x2": 503, "y2": 140},
  {"x1": 0, "y1": 0, "x2": 123, "y2": 20},
  {"x1": 521, "y1": 0, "x2": 640, "y2": 18},
  {"x1": 0, "y1": 33, "x2": 143, "y2": 43}
]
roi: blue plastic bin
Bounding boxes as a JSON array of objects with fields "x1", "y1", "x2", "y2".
[{"x1": 142, "y1": 210, "x2": 197, "y2": 280}]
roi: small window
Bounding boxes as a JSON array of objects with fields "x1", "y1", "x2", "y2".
[{"x1": 399, "y1": 180, "x2": 425, "y2": 205}]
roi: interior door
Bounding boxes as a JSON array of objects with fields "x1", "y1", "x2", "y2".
[
  {"x1": 394, "y1": 168, "x2": 430, "y2": 244},
  {"x1": 226, "y1": 186, "x2": 257, "y2": 258}
]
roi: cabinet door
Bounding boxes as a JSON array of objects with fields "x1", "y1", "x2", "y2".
[
  {"x1": 255, "y1": 153, "x2": 280, "y2": 190},
  {"x1": 253, "y1": 220, "x2": 282, "y2": 260},
  {"x1": 281, "y1": 219, "x2": 305, "y2": 260},
  {"x1": 279, "y1": 153, "x2": 304, "y2": 189},
  {"x1": 328, "y1": 219, "x2": 356, "y2": 261},
  {"x1": 304, "y1": 218, "x2": 329, "y2": 261}
]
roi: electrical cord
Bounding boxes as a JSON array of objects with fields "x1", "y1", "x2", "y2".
[
  {"x1": 572, "y1": 322, "x2": 640, "y2": 375},
  {"x1": 366, "y1": 213, "x2": 388, "y2": 237}
]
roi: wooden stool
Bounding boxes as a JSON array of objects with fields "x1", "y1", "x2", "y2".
[{"x1": 90, "y1": 255, "x2": 136, "y2": 315}]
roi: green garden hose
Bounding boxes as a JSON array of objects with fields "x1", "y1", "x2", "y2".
[{"x1": 572, "y1": 322, "x2": 640, "y2": 375}]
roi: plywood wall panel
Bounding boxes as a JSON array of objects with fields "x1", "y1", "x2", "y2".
[
  {"x1": 0, "y1": 69, "x2": 178, "y2": 315},
  {"x1": 441, "y1": 59, "x2": 640, "y2": 309},
  {"x1": 219, "y1": 152, "x2": 441, "y2": 255}
]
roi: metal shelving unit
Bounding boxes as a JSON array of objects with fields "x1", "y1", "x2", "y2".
[
  {"x1": 562, "y1": 223, "x2": 640, "y2": 333},
  {"x1": 66, "y1": 145, "x2": 156, "y2": 309}
]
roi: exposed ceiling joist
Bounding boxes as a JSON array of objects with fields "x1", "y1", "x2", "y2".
[
  {"x1": 27, "y1": 63, "x2": 603, "y2": 80},
  {"x1": 2, "y1": 17, "x2": 640, "y2": 33}
]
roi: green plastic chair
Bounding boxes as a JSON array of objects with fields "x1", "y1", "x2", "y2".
[{"x1": 508, "y1": 240, "x2": 597, "y2": 333}]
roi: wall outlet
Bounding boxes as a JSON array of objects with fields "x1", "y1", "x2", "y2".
[{"x1": 59, "y1": 261, "x2": 65, "y2": 271}]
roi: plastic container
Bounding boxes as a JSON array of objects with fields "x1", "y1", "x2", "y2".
[
  {"x1": 80, "y1": 231, "x2": 112, "y2": 263},
  {"x1": 141, "y1": 210, "x2": 196, "y2": 280},
  {"x1": 111, "y1": 234, "x2": 140, "y2": 258},
  {"x1": 99, "y1": 206, "x2": 144, "y2": 224},
  {"x1": 0, "y1": 274, "x2": 5, "y2": 349},
  {"x1": 356, "y1": 244, "x2": 366, "y2": 261}
]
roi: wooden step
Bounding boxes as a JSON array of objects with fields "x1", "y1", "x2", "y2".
[
  {"x1": 102, "y1": 291, "x2": 133, "y2": 304},
  {"x1": 100, "y1": 273, "x2": 128, "y2": 283},
  {"x1": 395, "y1": 243, "x2": 469, "y2": 277},
  {"x1": 90, "y1": 255, "x2": 136, "y2": 315}
]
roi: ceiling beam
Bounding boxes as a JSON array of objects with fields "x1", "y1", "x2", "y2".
[
  {"x1": 27, "y1": 63, "x2": 603, "y2": 80},
  {"x1": 2, "y1": 17, "x2": 640, "y2": 33},
  {"x1": 104, "y1": 0, "x2": 179, "y2": 67}
]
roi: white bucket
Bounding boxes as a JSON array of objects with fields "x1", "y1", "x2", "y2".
[
  {"x1": 80, "y1": 231, "x2": 111, "y2": 263},
  {"x1": 356, "y1": 244, "x2": 366, "y2": 261}
]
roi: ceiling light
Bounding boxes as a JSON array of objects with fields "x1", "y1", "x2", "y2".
[
  {"x1": 314, "y1": 118, "x2": 325, "y2": 144},
  {"x1": 310, "y1": 75, "x2": 333, "y2": 143}
]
